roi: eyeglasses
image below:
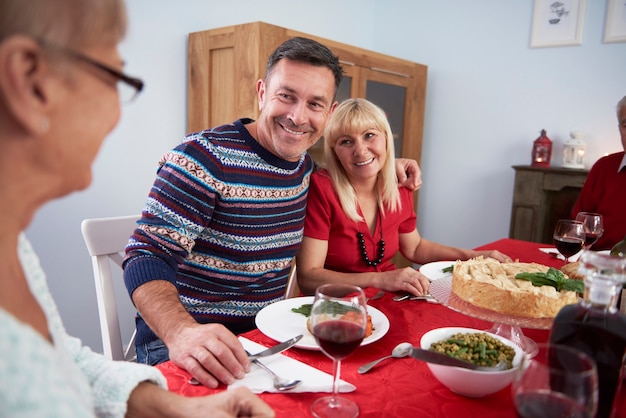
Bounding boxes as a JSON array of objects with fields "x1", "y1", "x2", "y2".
[{"x1": 40, "y1": 40, "x2": 144, "y2": 103}]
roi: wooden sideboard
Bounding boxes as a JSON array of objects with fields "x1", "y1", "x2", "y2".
[{"x1": 509, "y1": 165, "x2": 589, "y2": 244}]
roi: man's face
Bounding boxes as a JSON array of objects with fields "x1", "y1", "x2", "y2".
[
  {"x1": 255, "y1": 59, "x2": 337, "y2": 162},
  {"x1": 619, "y1": 105, "x2": 626, "y2": 151}
]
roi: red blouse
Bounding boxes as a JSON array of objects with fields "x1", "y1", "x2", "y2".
[{"x1": 303, "y1": 170, "x2": 416, "y2": 273}]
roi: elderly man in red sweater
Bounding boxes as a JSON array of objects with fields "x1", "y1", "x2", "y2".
[{"x1": 572, "y1": 95, "x2": 626, "y2": 250}]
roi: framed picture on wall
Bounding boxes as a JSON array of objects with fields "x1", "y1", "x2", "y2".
[
  {"x1": 603, "y1": 0, "x2": 626, "y2": 43},
  {"x1": 530, "y1": 0, "x2": 587, "y2": 48}
]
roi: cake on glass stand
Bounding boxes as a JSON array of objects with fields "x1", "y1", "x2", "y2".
[{"x1": 429, "y1": 277, "x2": 552, "y2": 356}]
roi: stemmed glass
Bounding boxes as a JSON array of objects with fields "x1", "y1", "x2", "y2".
[
  {"x1": 553, "y1": 219, "x2": 585, "y2": 264},
  {"x1": 575, "y1": 212, "x2": 604, "y2": 250},
  {"x1": 310, "y1": 284, "x2": 367, "y2": 418},
  {"x1": 512, "y1": 343, "x2": 598, "y2": 418}
]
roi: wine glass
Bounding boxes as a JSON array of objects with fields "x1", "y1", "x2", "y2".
[
  {"x1": 553, "y1": 219, "x2": 585, "y2": 264},
  {"x1": 310, "y1": 284, "x2": 367, "y2": 418},
  {"x1": 512, "y1": 343, "x2": 598, "y2": 418},
  {"x1": 575, "y1": 212, "x2": 604, "y2": 250}
]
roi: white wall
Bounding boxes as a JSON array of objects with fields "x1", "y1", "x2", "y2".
[{"x1": 25, "y1": 0, "x2": 626, "y2": 352}]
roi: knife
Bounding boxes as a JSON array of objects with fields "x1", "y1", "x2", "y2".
[
  {"x1": 410, "y1": 346, "x2": 488, "y2": 370},
  {"x1": 247, "y1": 334, "x2": 303, "y2": 361},
  {"x1": 188, "y1": 334, "x2": 303, "y2": 385}
]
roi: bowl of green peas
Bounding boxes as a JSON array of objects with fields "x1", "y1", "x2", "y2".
[{"x1": 420, "y1": 327, "x2": 524, "y2": 397}]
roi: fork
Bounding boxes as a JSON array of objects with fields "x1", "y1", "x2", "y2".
[{"x1": 246, "y1": 350, "x2": 302, "y2": 391}]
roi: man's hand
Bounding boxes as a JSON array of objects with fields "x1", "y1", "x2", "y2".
[
  {"x1": 395, "y1": 158, "x2": 422, "y2": 191},
  {"x1": 167, "y1": 323, "x2": 251, "y2": 388}
]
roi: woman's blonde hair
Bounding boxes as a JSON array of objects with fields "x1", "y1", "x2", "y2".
[
  {"x1": 0, "y1": 0, "x2": 127, "y2": 48},
  {"x1": 323, "y1": 98, "x2": 400, "y2": 222}
]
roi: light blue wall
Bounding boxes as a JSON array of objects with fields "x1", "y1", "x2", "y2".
[{"x1": 26, "y1": 0, "x2": 626, "y2": 352}]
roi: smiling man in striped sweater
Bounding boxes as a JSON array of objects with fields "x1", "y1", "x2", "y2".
[{"x1": 123, "y1": 37, "x2": 420, "y2": 389}]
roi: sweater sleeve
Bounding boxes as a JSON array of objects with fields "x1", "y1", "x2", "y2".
[{"x1": 19, "y1": 235, "x2": 168, "y2": 418}]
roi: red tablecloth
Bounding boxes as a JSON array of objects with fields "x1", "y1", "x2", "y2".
[{"x1": 155, "y1": 239, "x2": 623, "y2": 417}]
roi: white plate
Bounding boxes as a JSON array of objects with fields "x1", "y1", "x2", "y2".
[
  {"x1": 419, "y1": 261, "x2": 455, "y2": 281},
  {"x1": 255, "y1": 296, "x2": 390, "y2": 351}
]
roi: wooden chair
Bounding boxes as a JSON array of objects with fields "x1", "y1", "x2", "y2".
[{"x1": 81, "y1": 215, "x2": 140, "y2": 361}]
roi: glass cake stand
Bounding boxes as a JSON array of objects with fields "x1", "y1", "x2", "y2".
[{"x1": 429, "y1": 277, "x2": 552, "y2": 357}]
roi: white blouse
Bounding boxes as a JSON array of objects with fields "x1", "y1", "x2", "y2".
[{"x1": 0, "y1": 235, "x2": 167, "y2": 417}]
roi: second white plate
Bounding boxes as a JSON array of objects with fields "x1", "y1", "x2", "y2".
[
  {"x1": 255, "y1": 296, "x2": 390, "y2": 351},
  {"x1": 419, "y1": 261, "x2": 455, "y2": 281}
]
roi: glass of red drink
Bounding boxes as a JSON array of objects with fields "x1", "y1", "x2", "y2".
[
  {"x1": 553, "y1": 219, "x2": 585, "y2": 264},
  {"x1": 575, "y1": 212, "x2": 604, "y2": 251},
  {"x1": 512, "y1": 343, "x2": 598, "y2": 418},
  {"x1": 310, "y1": 284, "x2": 367, "y2": 418}
]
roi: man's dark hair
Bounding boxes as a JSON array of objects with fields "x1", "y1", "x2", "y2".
[{"x1": 265, "y1": 36, "x2": 344, "y2": 93}]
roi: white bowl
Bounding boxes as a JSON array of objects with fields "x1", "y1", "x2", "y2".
[{"x1": 419, "y1": 327, "x2": 525, "y2": 397}]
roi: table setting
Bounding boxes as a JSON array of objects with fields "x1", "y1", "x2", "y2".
[{"x1": 156, "y1": 238, "x2": 626, "y2": 417}]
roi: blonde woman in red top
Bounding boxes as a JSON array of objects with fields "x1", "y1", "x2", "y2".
[{"x1": 297, "y1": 98, "x2": 509, "y2": 297}]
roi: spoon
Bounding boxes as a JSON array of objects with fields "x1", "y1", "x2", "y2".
[
  {"x1": 250, "y1": 357, "x2": 302, "y2": 391},
  {"x1": 357, "y1": 342, "x2": 413, "y2": 374},
  {"x1": 188, "y1": 353, "x2": 303, "y2": 390}
]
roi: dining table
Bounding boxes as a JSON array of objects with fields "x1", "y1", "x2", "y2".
[{"x1": 156, "y1": 238, "x2": 626, "y2": 417}]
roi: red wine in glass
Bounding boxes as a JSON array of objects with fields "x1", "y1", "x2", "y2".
[
  {"x1": 575, "y1": 212, "x2": 604, "y2": 250},
  {"x1": 553, "y1": 220, "x2": 585, "y2": 263},
  {"x1": 515, "y1": 391, "x2": 590, "y2": 418},
  {"x1": 313, "y1": 320, "x2": 364, "y2": 359},
  {"x1": 554, "y1": 237, "x2": 584, "y2": 259},
  {"x1": 583, "y1": 233, "x2": 600, "y2": 248},
  {"x1": 512, "y1": 343, "x2": 598, "y2": 418},
  {"x1": 310, "y1": 284, "x2": 366, "y2": 418}
]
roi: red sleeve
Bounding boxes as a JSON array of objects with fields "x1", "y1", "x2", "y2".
[{"x1": 303, "y1": 171, "x2": 333, "y2": 240}]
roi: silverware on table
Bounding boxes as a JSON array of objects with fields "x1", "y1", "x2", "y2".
[
  {"x1": 367, "y1": 290, "x2": 385, "y2": 302},
  {"x1": 247, "y1": 351, "x2": 302, "y2": 391},
  {"x1": 409, "y1": 347, "x2": 508, "y2": 371},
  {"x1": 246, "y1": 334, "x2": 303, "y2": 361},
  {"x1": 188, "y1": 334, "x2": 303, "y2": 385},
  {"x1": 392, "y1": 293, "x2": 437, "y2": 302},
  {"x1": 358, "y1": 342, "x2": 412, "y2": 374}
]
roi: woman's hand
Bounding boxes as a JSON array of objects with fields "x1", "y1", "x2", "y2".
[
  {"x1": 376, "y1": 267, "x2": 430, "y2": 296},
  {"x1": 473, "y1": 250, "x2": 512, "y2": 263},
  {"x1": 127, "y1": 382, "x2": 275, "y2": 418}
]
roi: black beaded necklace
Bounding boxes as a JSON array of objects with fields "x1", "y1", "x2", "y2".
[{"x1": 356, "y1": 210, "x2": 385, "y2": 267}]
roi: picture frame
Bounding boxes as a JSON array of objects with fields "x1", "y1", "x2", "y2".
[
  {"x1": 530, "y1": 0, "x2": 587, "y2": 48},
  {"x1": 603, "y1": 0, "x2": 626, "y2": 43}
]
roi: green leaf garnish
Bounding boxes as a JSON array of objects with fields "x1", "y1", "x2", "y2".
[
  {"x1": 290, "y1": 300, "x2": 359, "y2": 317},
  {"x1": 515, "y1": 268, "x2": 584, "y2": 293},
  {"x1": 290, "y1": 303, "x2": 312, "y2": 317}
]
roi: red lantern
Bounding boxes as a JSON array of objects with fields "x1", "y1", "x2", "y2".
[{"x1": 531, "y1": 129, "x2": 552, "y2": 168}]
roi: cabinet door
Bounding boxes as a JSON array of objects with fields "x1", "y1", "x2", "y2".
[{"x1": 337, "y1": 66, "x2": 414, "y2": 159}]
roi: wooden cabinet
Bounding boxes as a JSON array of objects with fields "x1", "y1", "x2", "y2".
[
  {"x1": 187, "y1": 21, "x2": 427, "y2": 178},
  {"x1": 509, "y1": 165, "x2": 588, "y2": 244}
]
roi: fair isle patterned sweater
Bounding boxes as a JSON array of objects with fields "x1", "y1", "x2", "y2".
[{"x1": 124, "y1": 119, "x2": 313, "y2": 345}]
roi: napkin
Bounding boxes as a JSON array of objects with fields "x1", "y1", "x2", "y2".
[
  {"x1": 228, "y1": 337, "x2": 357, "y2": 394},
  {"x1": 539, "y1": 247, "x2": 583, "y2": 262}
]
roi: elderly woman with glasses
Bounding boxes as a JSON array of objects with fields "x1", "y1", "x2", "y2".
[{"x1": 0, "y1": 0, "x2": 273, "y2": 416}]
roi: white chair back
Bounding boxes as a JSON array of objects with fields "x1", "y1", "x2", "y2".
[
  {"x1": 81, "y1": 215, "x2": 140, "y2": 361},
  {"x1": 284, "y1": 258, "x2": 300, "y2": 299}
]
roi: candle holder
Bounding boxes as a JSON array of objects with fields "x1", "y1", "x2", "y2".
[
  {"x1": 531, "y1": 129, "x2": 552, "y2": 168},
  {"x1": 562, "y1": 131, "x2": 586, "y2": 169}
]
